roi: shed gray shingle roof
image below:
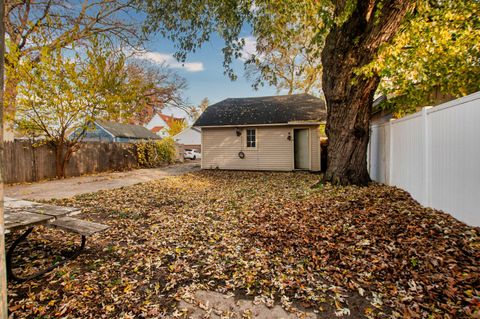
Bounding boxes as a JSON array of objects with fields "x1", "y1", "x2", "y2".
[
  {"x1": 96, "y1": 120, "x2": 160, "y2": 140},
  {"x1": 193, "y1": 93, "x2": 327, "y2": 127}
]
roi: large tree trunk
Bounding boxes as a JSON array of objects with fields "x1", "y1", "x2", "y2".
[
  {"x1": 323, "y1": 73, "x2": 379, "y2": 185},
  {"x1": 321, "y1": 0, "x2": 414, "y2": 185}
]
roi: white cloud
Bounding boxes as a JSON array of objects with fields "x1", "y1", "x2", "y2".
[
  {"x1": 239, "y1": 36, "x2": 258, "y2": 62},
  {"x1": 133, "y1": 51, "x2": 204, "y2": 72}
]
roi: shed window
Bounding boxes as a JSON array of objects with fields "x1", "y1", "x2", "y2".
[{"x1": 246, "y1": 129, "x2": 256, "y2": 148}]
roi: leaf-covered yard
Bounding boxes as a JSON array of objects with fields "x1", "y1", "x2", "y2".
[{"x1": 7, "y1": 171, "x2": 480, "y2": 318}]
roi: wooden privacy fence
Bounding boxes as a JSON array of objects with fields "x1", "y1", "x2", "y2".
[
  {"x1": 368, "y1": 91, "x2": 480, "y2": 227},
  {"x1": 3, "y1": 141, "x2": 138, "y2": 184}
]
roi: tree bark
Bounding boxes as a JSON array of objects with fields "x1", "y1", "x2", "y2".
[
  {"x1": 54, "y1": 142, "x2": 66, "y2": 179},
  {"x1": 0, "y1": 0, "x2": 8, "y2": 316},
  {"x1": 321, "y1": 0, "x2": 414, "y2": 185}
]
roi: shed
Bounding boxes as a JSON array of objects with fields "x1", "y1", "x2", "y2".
[{"x1": 193, "y1": 93, "x2": 327, "y2": 171}]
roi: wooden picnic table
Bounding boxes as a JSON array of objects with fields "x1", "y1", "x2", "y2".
[
  {"x1": 4, "y1": 197, "x2": 108, "y2": 282},
  {"x1": 4, "y1": 198, "x2": 81, "y2": 233}
]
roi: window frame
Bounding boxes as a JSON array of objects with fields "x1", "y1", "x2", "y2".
[{"x1": 245, "y1": 128, "x2": 257, "y2": 149}]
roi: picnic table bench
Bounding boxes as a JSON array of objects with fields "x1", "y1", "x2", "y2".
[{"x1": 4, "y1": 197, "x2": 108, "y2": 282}]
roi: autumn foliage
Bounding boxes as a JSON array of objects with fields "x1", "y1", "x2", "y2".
[
  {"x1": 7, "y1": 171, "x2": 479, "y2": 318},
  {"x1": 135, "y1": 138, "x2": 177, "y2": 167}
]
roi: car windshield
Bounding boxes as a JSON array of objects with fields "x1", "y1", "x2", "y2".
[{"x1": 185, "y1": 149, "x2": 192, "y2": 152}]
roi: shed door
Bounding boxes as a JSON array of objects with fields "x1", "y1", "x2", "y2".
[{"x1": 294, "y1": 129, "x2": 309, "y2": 169}]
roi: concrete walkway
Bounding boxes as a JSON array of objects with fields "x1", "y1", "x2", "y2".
[
  {"x1": 178, "y1": 290, "x2": 317, "y2": 319},
  {"x1": 5, "y1": 161, "x2": 201, "y2": 200}
]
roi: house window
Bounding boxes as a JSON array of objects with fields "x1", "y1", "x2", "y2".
[{"x1": 246, "y1": 129, "x2": 256, "y2": 148}]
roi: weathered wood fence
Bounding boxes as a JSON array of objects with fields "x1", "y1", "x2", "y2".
[{"x1": 3, "y1": 141, "x2": 138, "y2": 184}]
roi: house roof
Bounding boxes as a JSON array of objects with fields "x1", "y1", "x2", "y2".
[
  {"x1": 372, "y1": 95, "x2": 387, "y2": 110},
  {"x1": 371, "y1": 95, "x2": 394, "y2": 124},
  {"x1": 150, "y1": 126, "x2": 164, "y2": 133},
  {"x1": 96, "y1": 120, "x2": 160, "y2": 140},
  {"x1": 173, "y1": 126, "x2": 201, "y2": 138},
  {"x1": 193, "y1": 93, "x2": 327, "y2": 127},
  {"x1": 144, "y1": 112, "x2": 185, "y2": 128},
  {"x1": 159, "y1": 113, "x2": 185, "y2": 126}
]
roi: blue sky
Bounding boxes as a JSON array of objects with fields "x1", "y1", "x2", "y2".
[{"x1": 137, "y1": 32, "x2": 278, "y2": 118}]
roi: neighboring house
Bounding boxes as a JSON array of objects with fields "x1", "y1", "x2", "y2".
[
  {"x1": 371, "y1": 95, "x2": 394, "y2": 125},
  {"x1": 371, "y1": 88, "x2": 457, "y2": 125},
  {"x1": 193, "y1": 93, "x2": 327, "y2": 171},
  {"x1": 173, "y1": 127, "x2": 202, "y2": 151},
  {"x1": 145, "y1": 113, "x2": 185, "y2": 138},
  {"x1": 70, "y1": 120, "x2": 160, "y2": 142}
]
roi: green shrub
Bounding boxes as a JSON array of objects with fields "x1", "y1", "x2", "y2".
[{"x1": 136, "y1": 137, "x2": 177, "y2": 167}]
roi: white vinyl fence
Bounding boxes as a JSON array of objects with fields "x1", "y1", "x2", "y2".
[{"x1": 368, "y1": 91, "x2": 480, "y2": 226}]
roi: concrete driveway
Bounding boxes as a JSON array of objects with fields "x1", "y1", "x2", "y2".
[{"x1": 5, "y1": 161, "x2": 201, "y2": 200}]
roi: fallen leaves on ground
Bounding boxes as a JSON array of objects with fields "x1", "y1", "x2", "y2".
[{"x1": 6, "y1": 171, "x2": 480, "y2": 318}]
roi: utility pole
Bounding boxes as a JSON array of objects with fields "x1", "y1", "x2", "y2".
[{"x1": 0, "y1": 0, "x2": 8, "y2": 317}]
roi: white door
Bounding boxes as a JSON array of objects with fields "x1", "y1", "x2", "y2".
[{"x1": 294, "y1": 129, "x2": 309, "y2": 169}]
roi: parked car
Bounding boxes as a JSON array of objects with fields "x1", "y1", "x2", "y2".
[{"x1": 184, "y1": 149, "x2": 202, "y2": 160}]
